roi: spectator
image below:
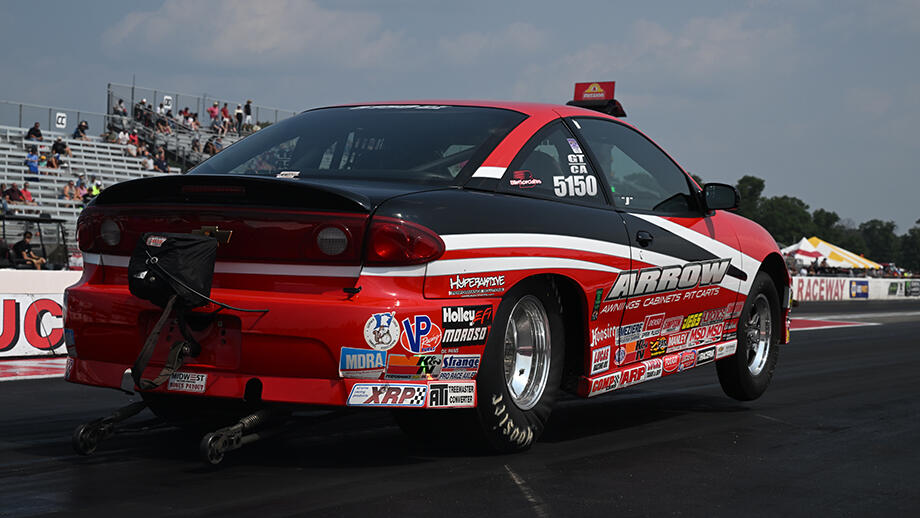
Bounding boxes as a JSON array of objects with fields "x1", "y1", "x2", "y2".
[
  {"x1": 114, "y1": 99, "x2": 128, "y2": 116},
  {"x1": 128, "y1": 129, "x2": 140, "y2": 147},
  {"x1": 62, "y1": 180, "x2": 77, "y2": 200},
  {"x1": 76, "y1": 181, "x2": 89, "y2": 202},
  {"x1": 141, "y1": 150, "x2": 155, "y2": 170},
  {"x1": 214, "y1": 136, "x2": 224, "y2": 152},
  {"x1": 207, "y1": 101, "x2": 220, "y2": 129},
  {"x1": 134, "y1": 99, "x2": 148, "y2": 120},
  {"x1": 13, "y1": 232, "x2": 47, "y2": 269},
  {"x1": 24, "y1": 145, "x2": 40, "y2": 175},
  {"x1": 154, "y1": 155, "x2": 169, "y2": 173},
  {"x1": 26, "y1": 122, "x2": 43, "y2": 141},
  {"x1": 244, "y1": 100, "x2": 253, "y2": 131},
  {"x1": 45, "y1": 153, "x2": 60, "y2": 169},
  {"x1": 156, "y1": 117, "x2": 172, "y2": 135},
  {"x1": 72, "y1": 120, "x2": 90, "y2": 141},
  {"x1": 117, "y1": 129, "x2": 129, "y2": 145},
  {"x1": 204, "y1": 137, "x2": 217, "y2": 155},
  {"x1": 20, "y1": 182, "x2": 36, "y2": 206},
  {"x1": 76, "y1": 173, "x2": 86, "y2": 189},
  {"x1": 1, "y1": 185, "x2": 9, "y2": 215},
  {"x1": 52, "y1": 136, "x2": 73, "y2": 158},
  {"x1": 4, "y1": 183, "x2": 24, "y2": 203},
  {"x1": 191, "y1": 137, "x2": 201, "y2": 153},
  {"x1": 235, "y1": 104, "x2": 244, "y2": 133},
  {"x1": 156, "y1": 103, "x2": 165, "y2": 116},
  {"x1": 90, "y1": 180, "x2": 103, "y2": 198}
]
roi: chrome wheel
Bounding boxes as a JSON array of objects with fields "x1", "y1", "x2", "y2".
[
  {"x1": 745, "y1": 294, "x2": 772, "y2": 376},
  {"x1": 502, "y1": 295, "x2": 551, "y2": 411}
]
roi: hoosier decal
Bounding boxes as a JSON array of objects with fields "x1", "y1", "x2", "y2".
[{"x1": 605, "y1": 259, "x2": 731, "y2": 301}]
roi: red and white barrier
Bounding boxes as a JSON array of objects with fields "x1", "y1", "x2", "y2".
[
  {"x1": 1, "y1": 271, "x2": 81, "y2": 358},
  {"x1": 792, "y1": 276, "x2": 920, "y2": 302}
]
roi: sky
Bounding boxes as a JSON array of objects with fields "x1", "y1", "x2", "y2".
[{"x1": 1, "y1": 0, "x2": 918, "y2": 234}]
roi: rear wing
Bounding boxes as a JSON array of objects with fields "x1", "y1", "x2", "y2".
[{"x1": 566, "y1": 81, "x2": 626, "y2": 117}]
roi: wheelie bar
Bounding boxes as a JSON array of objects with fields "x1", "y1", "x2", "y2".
[
  {"x1": 199, "y1": 408, "x2": 281, "y2": 465},
  {"x1": 72, "y1": 401, "x2": 148, "y2": 455}
]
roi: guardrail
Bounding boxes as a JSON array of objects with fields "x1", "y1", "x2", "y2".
[{"x1": 792, "y1": 276, "x2": 920, "y2": 302}]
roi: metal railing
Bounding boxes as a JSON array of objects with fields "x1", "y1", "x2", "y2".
[
  {"x1": 0, "y1": 100, "x2": 130, "y2": 141},
  {"x1": 107, "y1": 82, "x2": 298, "y2": 127}
]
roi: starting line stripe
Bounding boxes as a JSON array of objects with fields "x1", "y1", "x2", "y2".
[
  {"x1": 0, "y1": 358, "x2": 68, "y2": 382},
  {"x1": 790, "y1": 318, "x2": 881, "y2": 331}
]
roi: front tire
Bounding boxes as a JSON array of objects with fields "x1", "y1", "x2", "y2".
[
  {"x1": 473, "y1": 278, "x2": 565, "y2": 452},
  {"x1": 716, "y1": 271, "x2": 780, "y2": 401}
]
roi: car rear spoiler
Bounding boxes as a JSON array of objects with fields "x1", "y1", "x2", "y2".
[{"x1": 566, "y1": 99, "x2": 627, "y2": 118}]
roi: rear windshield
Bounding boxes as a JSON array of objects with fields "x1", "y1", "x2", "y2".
[{"x1": 190, "y1": 105, "x2": 526, "y2": 185}]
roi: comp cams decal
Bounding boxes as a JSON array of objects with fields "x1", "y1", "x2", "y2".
[
  {"x1": 605, "y1": 259, "x2": 731, "y2": 301},
  {"x1": 347, "y1": 383, "x2": 427, "y2": 407},
  {"x1": 441, "y1": 305, "x2": 493, "y2": 347}
]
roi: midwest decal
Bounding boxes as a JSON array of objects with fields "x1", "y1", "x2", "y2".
[{"x1": 605, "y1": 259, "x2": 731, "y2": 301}]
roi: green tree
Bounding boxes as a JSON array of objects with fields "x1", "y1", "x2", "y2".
[
  {"x1": 756, "y1": 195, "x2": 814, "y2": 245},
  {"x1": 899, "y1": 225, "x2": 920, "y2": 271},
  {"x1": 735, "y1": 175, "x2": 765, "y2": 220},
  {"x1": 812, "y1": 208, "x2": 841, "y2": 242},
  {"x1": 690, "y1": 174, "x2": 704, "y2": 189},
  {"x1": 858, "y1": 219, "x2": 900, "y2": 263}
]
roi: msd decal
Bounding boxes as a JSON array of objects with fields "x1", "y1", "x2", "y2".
[
  {"x1": 589, "y1": 371, "x2": 621, "y2": 396},
  {"x1": 400, "y1": 315, "x2": 442, "y2": 354},
  {"x1": 590, "y1": 345, "x2": 611, "y2": 375},
  {"x1": 641, "y1": 313, "x2": 666, "y2": 339},
  {"x1": 347, "y1": 383, "x2": 427, "y2": 407},
  {"x1": 605, "y1": 259, "x2": 731, "y2": 301},
  {"x1": 441, "y1": 305, "x2": 493, "y2": 347}
]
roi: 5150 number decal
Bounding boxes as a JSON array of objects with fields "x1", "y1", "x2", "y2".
[{"x1": 553, "y1": 175, "x2": 598, "y2": 197}]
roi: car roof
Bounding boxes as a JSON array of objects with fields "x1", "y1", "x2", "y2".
[{"x1": 320, "y1": 100, "x2": 624, "y2": 121}]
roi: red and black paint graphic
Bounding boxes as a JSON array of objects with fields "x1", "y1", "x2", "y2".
[{"x1": 0, "y1": 298, "x2": 64, "y2": 353}]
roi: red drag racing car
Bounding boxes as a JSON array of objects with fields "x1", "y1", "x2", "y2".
[{"x1": 65, "y1": 87, "x2": 790, "y2": 457}]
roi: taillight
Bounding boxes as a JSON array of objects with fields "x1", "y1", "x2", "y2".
[
  {"x1": 99, "y1": 219, "x2": 122, "y2": 246},
  {"x1": 76, "y1": 214, "x2": 96, "y2": 251},
  {"x1": 316, "y1": 225, "x2": 349, "y2": 256},
  {"x1": 365, "y1": 218, "x2": 444, "y2": 266}
]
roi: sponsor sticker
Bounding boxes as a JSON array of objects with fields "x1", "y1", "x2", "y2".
[
  {"x1": 619, "y1": 363, "x2": 647, "y2": 388},
  {"x1": 616, "y1": 322, "x2": 643, "y2": 345},
  {"x1": 591, "y1": 289, "x2": 603, "y2": 321},
  {"x1": 696, "y1": 346, "x2": 716, "y2": 365},
  {"x1": 167, "y1": 372, "x2": 207, "y2": 394},
  {"x1": 400, "y1": 315, "x2": 442, "y2": 354},
  {"x1": 566, "y1": 138, "x2": 583, "y2": 154},
  {"x1": 613, "y1": 346, "x2": 627, "y2": 366},
  {"x1": 590, "y1": 345, "x2": 611, "y2": 375},
  {"x1": 681, "y1": 312, "x2": 703, "y2": 330},
  {"x1": 634, "y1": 339, "x2": 648, "y2": 361},
  {"x1": 667, "y1": 331, "x2": 690, "y2": 351},
  {"x1": 661, "y1": 315, "x2": 683, "y2": 334},
  {"x1": 339, "y1": 347, "x2": 386, "y2": 379},
  {"x1": 439, "y1": 370, "x2": 477, "y2": 380},
  {"x1": 347, "y1": 383, "x2": 428, "y2": 407},
  {"x1": 441, "y1": 305, "x2": 493, "y2": 347},
  {"x1": 662, "y1": 353, "x2": 681, "y2": 373},
  {"x1": 427, "y1": 381, "x2": 476, "y2": 408},
  {"x1": 679, "y1": 350, "x2": 697, "y2": 371},
  {"x1": 643, "y1": 358, "x2": 664, "y2": 380},
  {"x1": 641, "y1": 313, "x2": 666, "y2": 339},
  {"x1": 589, "y1": 371, "x2": 621, "y2": 396},
  {"x1": 364, "y1": 312, "x2": 400, "y2": 351},
  {"x1": 701, "y1": 307, "x2": 726, "y2": 325},
  {"x1": 146, "y1": 235, "x2": 167, "y2": 247},
  {"x1": 850, "y1": 280, "x2": 869, "y2": 299},
  {"x1": 386, "y1": 354, "x2": 442, "y2": 380},
  {"x1": 509, "y1": 170, "x2": 543, "y2": 188},
  {"x1": 448, "y1": 275, "x2": 505, "y2": 297},
  {"x1": 442, "y1": 354, "x2": 480, "y2": 371},
  {"x1": 648, "y1": 336, "x2": 668, "y2": 357},
  {"x1": 591, "y1": 324, "x2": 617, "y2": 347},
  {"x1": 716, "y1": 340, "x2": 737, "y2": 359}
]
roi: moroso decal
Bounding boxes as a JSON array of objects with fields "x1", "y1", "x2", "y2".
[
  {"x1": 364, "y1": 312, "x2": 400, "y2": 351},
  {"x1": 589, "y1": 371, "x2": 621, "y2": 396},
  {"x1": 400, "y1": 316, "x2": 442, "y2": 354},
  {"x1": 591, "y1": 345, "x2": 611, "y2": 375},
  {"x1": 427, "y1": 381, "x2": 476, "y2": 408},
  {"x1": 441, "y1": 305, "x2": 493, "y2": 347},
  {"x1": 347, "y1": 383, "x2": 428, "y2": 407},
  {"x1": 605, "y1": 259, "x2": 731, "y2": 301}
]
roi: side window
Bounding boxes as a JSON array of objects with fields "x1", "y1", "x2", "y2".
[
  {"x1": 499, "y1": 122, "x2": 604, "y2": 205},
  {"x1": 573, "y1": 118, "x2": 696, "y2": 213}
]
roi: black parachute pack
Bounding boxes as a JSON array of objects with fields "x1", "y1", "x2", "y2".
[{"x1": 128, "y1": 233, "x2": 218, "y2": 390}]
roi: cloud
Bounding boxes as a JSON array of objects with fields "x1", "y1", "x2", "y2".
[
  {"x1": 103, "y1": 0, "x2": 404, "y2": 68},
  {"x1": 436, "y1": 22, "x2": 545, "y2": 65}
]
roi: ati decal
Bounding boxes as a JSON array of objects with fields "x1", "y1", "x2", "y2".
[
  {"x1": 591, "y1": 289, "x2": 603, "y2": 321},
  {"x1": 347, "y1": 384, "x2": 428, "y2": 407},
  {"x1": 648, "y1": 337, "x2": 668, "y2": 357},
  {"x1": 441, "y1": 305, "x2": 493, "y2": 347},
  {"x1": 616, "y1": 322, "x2": 643, "y2": 345},
  {"x1": 427, "y1": 382, "x2": 476, "y2": 408},
  {"x1": 716, "y1": 340, "x2": 738, "y2": 359},
  {"x1": 696, "y1": 346, "x2": 716, "y2": 365},
  {"x1": 681, "y1": 312, "x2": 703, "y2": 330},
  {"x1": 591, "y1": 324, "x2": 616, "y2": 347},
  {"x1": 448, "y1": 275, "x2": 505, "y2": 296},
  {"x1": 641, "y1": 312, "x2": 666, "y2": 339},
  {"x1": 363, "y1": 312, "x2": 400, "y2": 351},
  {"x1": 661, "y1": 316, "x2": 683, "y2": 334},
  {"x1": 662, "y1": 353, "x2": 681, "y2": 373},
  {"x1": 509, "y1": 170, "x2": 543, "y2": 188},
  {"x1": 613, "y1": 346, "x2": 627, "y2": 366},
  {"x1": 442, "y1": 354, "x2": 481, "y2": 370},
  {"x1": 644, "y1": 358, "x2": 664, "y2": 380},
  {"x1": 605, "y1": 259, "x2": 731, "y2": 301},
  {"x1": 386, "y1": 354, "x2": 442, "y2": 380},
  {"x1": 591, "y1": 345, "x2": 610, "y2": 375},
  {"x1": 339, "y1": 347, "x2": 386, "y2": 379},
  {"x1": 400, "y1": 315, "x2": 442, "y2": 354},
  {"x1": 619, "y1": 363, "x2": 647, "y2": 388},
  {"x1": 589, "y1": 371, "x2": 622, "y2": 396},
  {"x1": 679, "y1": 350, "x2": 697, "y2": 371},
  {"x1": 667, "y1": 331, "x2": 690, "y2": 351}
]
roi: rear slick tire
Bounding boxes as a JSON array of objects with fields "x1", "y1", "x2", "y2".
[
  {"x1": 716, "y1": 271, "x2": 780, "y2": 401},
  {"x1": 473, "y1": 278, "x2": 565, "y2": 453}
]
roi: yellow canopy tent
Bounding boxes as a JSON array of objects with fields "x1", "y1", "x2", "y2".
[{"x1": 805, "y1": 237, "x2": 882, "y2": 269}]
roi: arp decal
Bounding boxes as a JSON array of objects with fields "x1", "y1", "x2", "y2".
[
  {"x1": 619, "y1": 363, "x2": 646, "y2": 388},
  {"x1": 441, "y1": 305, "x2": 493, "y2": 347},
  {"x1": 590, "y1": 346, "x2": 611, "y2": 375},
  {"x1": 347, "y1": 383, "x2": 427, "y2": 407},
  {"x1": 363, "y1": 312, "x2": 400, "y2": 351},
  {"x1": 339, "y1": 347, "x2": 386, "y2": 379},
  {"x1": 605, "y1": 259, "x2": 732, "y2": 301},
  {"x1": 400, "y1": 315, "x2": 442, "y2": 354},
  {"x1": 589, "y1": 371, "x2": 621, "y2": 396},
  {"x1": 427, "y1": 382, "x2": 476, "y2": 408},
  {"x1": 386, "y1": 354, "x2": 442, "y2": 380}
]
